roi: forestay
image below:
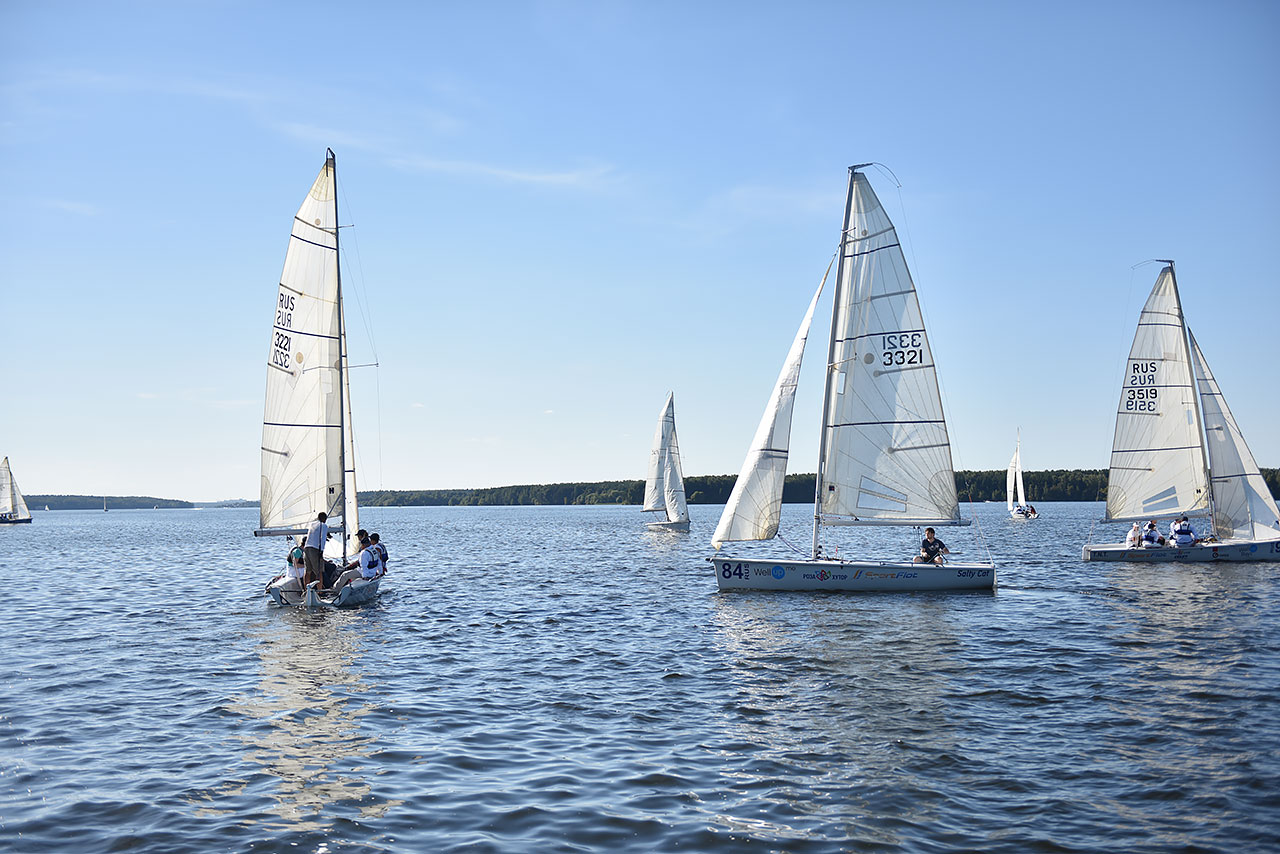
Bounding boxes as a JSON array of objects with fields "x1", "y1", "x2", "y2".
[
  {"x1": 817, "y1": 171, "x2": 959, "y2": 525},
  {"x1": 1104, "y1": 266, "x2": 1208, "y2": 523},
  {"x1": 1190, "y1": 330, "x2": 1280, "y2": 541},
  {"x1": 643, "y1": 392, "x2": 689, "y2": 525},
  {"x1": 711, "y1": 264, "x2": 829, "y2": 547},
  {"x1": 259, "y1": 155, "x2": 354, "y2": 541}
]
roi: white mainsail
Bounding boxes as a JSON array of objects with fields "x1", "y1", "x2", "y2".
[
  {"x1": 1104, "y1": 266, "x2": 1209, "y2": 523},
  {"x1": 816, "y1": 170, "x2": 960, "y2": 526},
  {"x1": 258, "y1": 150, "x2": 356, "y2": 559},
  {"x1": 1189, "y1": 330, "x2": 1280, "y2": 542},
  {"x1": 0, "y1": 457, "x2": 32, "y2": 522},
  {"x1": 643, "y1": 392, "x2": 689, "y2": 525},
  {"x1": 711, "y1": 264, "x2": 829, "y2": 548},
  {"x1": 1006, "y1": 435, "x2": 1027, "y2": 513}
]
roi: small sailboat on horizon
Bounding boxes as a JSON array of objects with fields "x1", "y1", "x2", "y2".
[
  {"x1": 1007, "y1": 432, "x2": 1037, "y2": 519},
  {"x1": 708, "y1": 164, "x2": 994, "y2": 592},
  {"x1": 256, "y1": 149, "x2": 382, "y2": 606},
  {"x1": 642, "y1": 392, "x2": 690, "y2": 532},
  {"x1": 0, "y1": 457, "x2": 33, "y2": 524},
  {"x1": 1082, "y1": 262, "x2": 1280, "y2": 562}
]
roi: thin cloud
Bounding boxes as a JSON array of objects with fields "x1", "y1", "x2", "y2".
[
  {"x1": 390, "y1": 155, "x2": 617, "y2": 189},
  {"x1": 679, "y1": 182, "x2": 837, "y2": 236},
  {"x1": 41, "y1": 199, "x2": 98, "y2": 216}
]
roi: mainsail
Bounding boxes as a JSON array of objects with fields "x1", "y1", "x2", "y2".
[
  {"x1": 711, "y1": 265, "x2": 829, "y2": 548},
  {"x1": 1189, "y1": 330, "x2": 1280, "y2": 542},
  {"x1": 1104, "y1": 266, "x2": 1209, "y2": 523},
  {"x1": 1006, "y1": 436, "x2": 1027, "y2": 512},
  {"x1": 258, "y1": 151, "x2": 355, "y2": 555},
  {"x1": 816, "y1": 169, "x2": 960, "y2": 526},
  {"x1": 643, "y1": 392, "x2": 689, "y2": 525},
  {"x1": 0, "y1": 457, "x2": 32, "y2": 522}
]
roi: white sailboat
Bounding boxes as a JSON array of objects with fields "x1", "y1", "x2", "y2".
[
  {"x1": 709, "y1": 165, "x2": 995, "y2": 591},
  {"x1": 1007, "y1": 432, "x2": 1037, "y2": 519},
  {"x1": 257, "y1": 150, "x2": 380, "y2": 606},
  {"x1": 0, "y1": 457, "x2": 33, "y2": 524},
  {"x1": 1083, "y1": 262, "x2": 1280, "y2": 562},
  {"x1": 643, "y1": 392, "x2": 690, "y2": 532}
]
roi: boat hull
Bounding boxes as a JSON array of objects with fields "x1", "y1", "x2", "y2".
[
  {"x1": 647, "y1": 518, "x2": 690, "y2": 532},
  {"x1": 1082, "y1": 540, "x2": 1280, "y2": 562},
  {"x1": 267, "y1": 577, "x2": 382, "y2": 607},
  {"x1": 709, "y1": 556, "x2": 996, "y2": 592},
  {"x1": 0, "y1": 517, "x2": 33, "y2": 524}
]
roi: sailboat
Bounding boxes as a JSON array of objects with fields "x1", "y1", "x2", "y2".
[
  {"x1": 708, "y1": 164, "x2": 995, "y2": 591},
  {"x1": 1082, "y1": 262, "x2": 1280, "y2": 562},
  {"x1": 256, "y1": 150, "x2": 380, "y2": 606},
  {"x1": 0, "y1": 458, "x2": 33, "y2": 524},
  {"x1": 1007, "y1": 432, "x2": 1037, "y2": 519},
  {"x1": 643, "y1": 392, "x2": 690, "y2": 532}
]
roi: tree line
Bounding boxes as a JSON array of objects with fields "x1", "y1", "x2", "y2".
[{"x1": 359, "y1": 469, "x2": 1280, "y2": 507}]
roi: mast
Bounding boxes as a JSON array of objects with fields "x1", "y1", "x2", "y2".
[
  {"x1": 1164, "y1": 260, "x2": 1216, "y2": 534},
  {"x1": 812, "y1": 164, "x2": 863, "y2": 558},
  {"x1": 329, "y1": 147, "x2": 349, "y2": 565}
]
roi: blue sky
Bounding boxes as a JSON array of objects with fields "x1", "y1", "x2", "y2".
[{"x1": 2, "y1": 0, "x2": 1277, "y2": 501}]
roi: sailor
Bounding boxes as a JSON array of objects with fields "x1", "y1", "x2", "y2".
[
  {"x1": 1142, "y1": 520, "x2": 1161, "y2": 547},
  {"x1": 332, "y1": 535, "x2": 383, "y2": 595},
  {"x1": 1125, "y1": 522, "x2": 1142, "y2": 548},
  {"x1": 303, "y1": 512, "x2": 329, "y2": 587},
  {"x1": 913, "y1": 527, "x2": 950, "y2": 564},
  {"x1": 1172, "y1": 516, "x2": 1197, "y2": 547},
  {"x1": 267, "y1": 540, "x2": 308, "y2": 592},
  {"x1": 370, "y1": 533, "x2": 388, "y2": 571}
]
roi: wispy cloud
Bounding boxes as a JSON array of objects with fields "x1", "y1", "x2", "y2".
[
  {"x1": 389, "y1": 155, "x2": 618, "y2": 189},
  {"x1": 679, "y1": 182, "x2": 836, "y2": 235},
  {"x1": 41, "y1": 199, "x2": 98, "y2": 216}
]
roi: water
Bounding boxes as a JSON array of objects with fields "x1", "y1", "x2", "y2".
[{"x1": 3, "y1": 503, "x2": 1278, "y2": 853}]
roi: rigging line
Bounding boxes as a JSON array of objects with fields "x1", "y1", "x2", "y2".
[{"x1": 334, "y1": 169, "x2": 379, "y2": 365}]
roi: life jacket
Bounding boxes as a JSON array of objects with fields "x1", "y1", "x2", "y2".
[
  {"x1": 1142, "y1": 528, "x2": 1159, "y2": 545},
  {"x1": 1176, "y1": 521, "x2": 1192, "y2": 535}
]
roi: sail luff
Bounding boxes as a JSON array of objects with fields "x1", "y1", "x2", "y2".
[
  {"x1": 813, "y1": 167, "x2": 858, "y2": 558},
  {"x1": 711, "y1": 264, "x2": 830, "y2": 548}
]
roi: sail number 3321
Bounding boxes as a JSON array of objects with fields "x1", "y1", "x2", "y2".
[{"x1": 881, "y1": 333, "x2": 923, "y2": 367}]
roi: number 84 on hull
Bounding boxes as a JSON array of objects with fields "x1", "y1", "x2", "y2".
[{"x1": 709, "y1": 557, "x2": 996, "y2": 592}]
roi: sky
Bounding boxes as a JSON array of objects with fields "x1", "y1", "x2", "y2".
[{"x1": 2, "y1": 0, "x2": 1278, "y2": 502}]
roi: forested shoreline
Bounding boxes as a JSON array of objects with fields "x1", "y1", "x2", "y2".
[{"x1": 360, "y1": 469, "x2": 1280, "y2": 507}]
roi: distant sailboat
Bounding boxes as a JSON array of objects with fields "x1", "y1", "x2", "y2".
[
  {"x1": 103, "y1": 497, "x2": 107, "y2": 512},
  {"x1": 0, "y1": 458, "x2": 33, "y2": 524},
  {"x1": 256, "y1": 150, "x2": 381, "y2": 607},
  {"x1": 1007, "y1": 432, "x2": 1037, "y2": 519},
  {"x1": 643, "y1": 392, "x2": 690, "y2": 532},
  {"x1": 709, "y1": 165, "x2": 994, "y2": 591},
  {"x1": 1083, "y1": 263, "x2": 1280, "y2": 561}
]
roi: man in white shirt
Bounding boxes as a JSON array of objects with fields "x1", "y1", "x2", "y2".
[
  {"x1": 332, "y1": 535, "x2": 382, "y2": 595},
  {"x1": 304, "y1": 512, "x2": 329, "y2": 588}
]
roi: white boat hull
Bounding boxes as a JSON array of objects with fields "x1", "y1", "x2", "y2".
[
  {"x1": 1082, "y1": 540, "x2": 1280, "y2": 562},
  {"x1": 267, "y1": 577, "x2": 382, "y2": 608},
  {"x1": 647, "y1": 518, "x2": 690, "y2": 532},
  {"x1": 1009, "y1": 511, "x2": 1038, "y2": 520},
  {"x1": 709, "y1": 556, "x2": 995, "y2": 592}
]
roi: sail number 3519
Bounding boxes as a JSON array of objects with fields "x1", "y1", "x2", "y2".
[{"x1": 881, "y1": 333, "x2": 923, "y2": 367}]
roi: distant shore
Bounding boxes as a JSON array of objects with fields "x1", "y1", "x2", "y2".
[{"x1": 30, "y1": 468, "x2": 1280, "y2": 510}]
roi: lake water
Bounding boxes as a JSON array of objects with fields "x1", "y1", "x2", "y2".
[{"x1": 3, "y1": 502, "x2": 1278, "y2": 853}]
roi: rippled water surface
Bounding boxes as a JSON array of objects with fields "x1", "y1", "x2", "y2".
[{"x1": 3, "y1": 503, "x2": 1279, "y2": 852}]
